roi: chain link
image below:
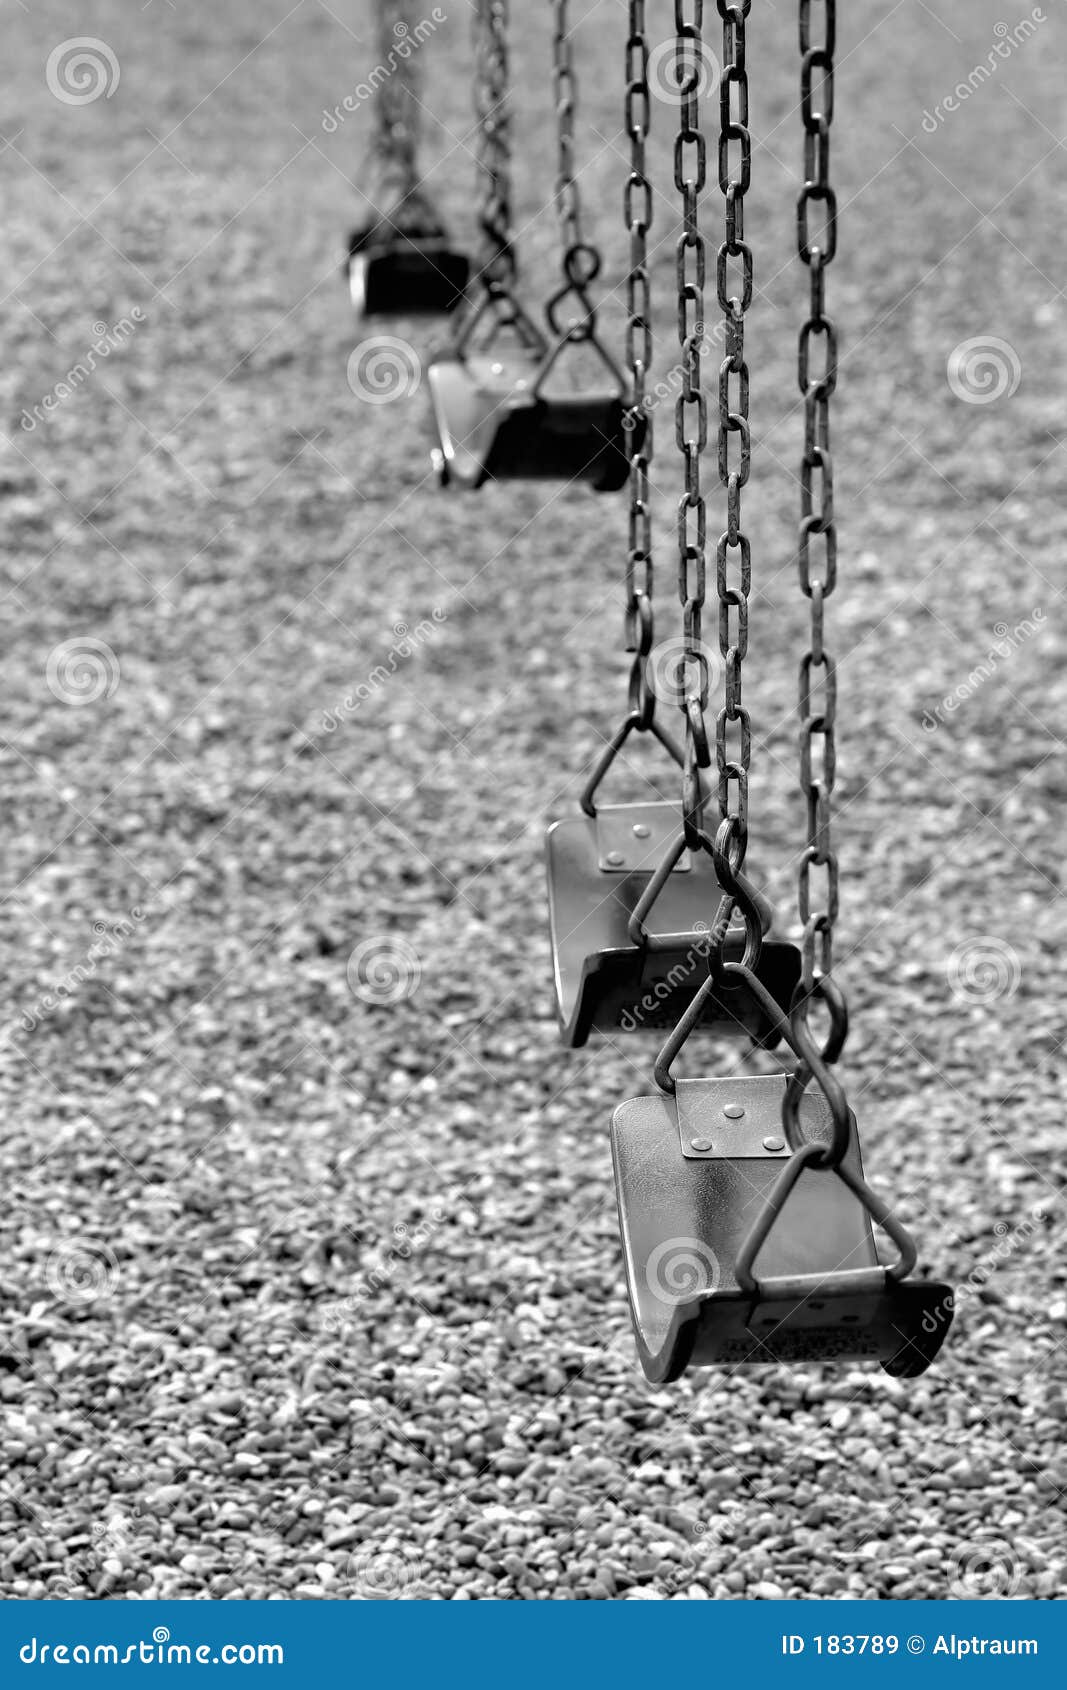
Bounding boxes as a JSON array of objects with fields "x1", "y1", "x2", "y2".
[
  {"x1": 713, "y1": 0, "x2": 752, "y2": 854},
  {"x1": 547, "y1": 0, "x2": 603, "y2": 342},
  {"x1": 553, "y1": 0, "x2": 584, "y2": 256},
  {"x1": 675, "y1": 3, "x2": 752, "y2": 853},
  {"x1": 673, "y1": 2, "x2": 710, "y2": 844},
  {"x1": 623, "y1": 1, "x2": 655, "y2": 722},
  {"x1": 373, "y1": 0, "x2": 422, "y2": 206},
  {"x1": 473, "y1": 0, "x2": 515, "y2": 286},
  {"x1": 795, "y1": 0, "x2": 838, "y2": 993}
]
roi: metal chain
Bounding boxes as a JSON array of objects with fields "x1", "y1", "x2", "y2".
[
  {"x1": 711, "y1": 0, "x2": 752, "y2": 856},
  {"x1": 623, "y1": 0, "x2": 654, "y2": 723},
  {"x1": 795, "y1": 0, "x2": 839, "y2": 995},
  {"x1": 674, "y1": 1, "x2": 710, "y2": 847},
  {"x1": 374, "y1": 0, "x2": 421, "y2": 206},
  {"x1": 473, "y1": 0, "x2": 515, "y2": 287},
  {"x1": 578, "y1": 0, "x2": 679, "y2": 821},
  {"x1": 553, "y1": 0, "x2": 584, "y2": 255},
  {"x1": 547, "y1": 0, "x2": 601, "y2": 342},
  {"x1": 654, "y1": 0, "x2": 851, "y2": 1141}
]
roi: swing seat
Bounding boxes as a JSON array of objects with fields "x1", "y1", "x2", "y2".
[
  {"x1": 544, "y1": 801, "x2": 801, "y2": 1047},
  {"x1": 611, "y1": 1074, "x2": 953, "y2": 1383},
  {"x1": 348, "y1": 224, "x2": 470, "y2": 318},
  {"x1": 427, "y1": 355, "x2": 634, "y2": 491}
]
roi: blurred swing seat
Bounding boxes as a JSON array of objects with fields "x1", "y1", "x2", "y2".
[
  {"x1": 348, "y1": 221, "x2": 470, "y2": 318},
  {"x1": 427, "y1": 353, "x2": 633, "y2": 490}
]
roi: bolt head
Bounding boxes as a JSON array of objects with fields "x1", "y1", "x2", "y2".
[
  {"x1": 689, "y1": 1136, "x2": 713, "y2": 1153},
  {"x1": 723, "y1": 1104, "x2": 745, "y2": 1120},
  {"x1": 762, "y1": 1135, "x2": 785, "y2": 1153},
  {"x1": 632, "y1": 823, "x2": 651, "y2": 838}
]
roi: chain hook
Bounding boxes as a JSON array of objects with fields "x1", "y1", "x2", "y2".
[{"x1": 545, "y1": 242, "x2": 602, "y2": 342}]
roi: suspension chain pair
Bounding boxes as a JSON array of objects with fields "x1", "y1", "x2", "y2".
[
  {"x1": 372, "y1": 1, "x2": 424, "y2": 214},
  {"x1": 670, "y1": 2, "x2": 752, "y2": 878},
  {"x1": 578, "y1": 0, "x2": 659, "y2": 802},
  {"x1": 675, "y1": 0, "x2": 753, "y2": 856},
  {"x1": 660, "y1": 0, "x2": 847, "y2": 1168},
  {"x1": 472, "y1": 0, "x2": 515, "y2": 289},
  {"x1": 548, "y1": 0, "x2": 603, "y2": 342},
  {"x1": 471, "y1": 0, "x2": 598, "y2": 315},
  {"x1": 796, "y1": 0, "x2": 839, "y2": 998},
  {"x1": 623, "y1": 2, "x2": 655, "y2": 730},
  {"x1": 782, "y1": 0, "x2": 845, "y2": 1153},
  {"x1": 465, "y1": 0, "x2": 610, "y2": 367}
]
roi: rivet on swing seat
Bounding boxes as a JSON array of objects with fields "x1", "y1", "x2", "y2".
[
  {"x1": 545, "y1": 802, "x2": 801, "y2": 1047},
  {"x1": 611, "y1": 1074, "x2": 953, "y2": 1383},
  {"x1": 427, "y1": 355, "x2": 635, "y2": 491},
  {"x1": 348, "y1": 225, "x2": 470, "y2": 318}
]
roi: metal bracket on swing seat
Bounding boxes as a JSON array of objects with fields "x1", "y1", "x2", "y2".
[
  {"x1": 347, "y1": 223, "x2": 470, "y2": 318},
  {"x1": 595, "y1": 802, "x2": 690, "y2": 874},
  {"x1": 544, "y1": 801, "x2": 801, "y2": 1048},
  {"x1": 610, "y1": 1074, "x2": 954, "y2": 1384}
]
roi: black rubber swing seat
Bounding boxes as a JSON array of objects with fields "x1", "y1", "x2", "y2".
[
  {"x1": 347, "y1": 224, "x2": 470, "y2": 318},
  {"x1": 611, "y1": 1073, "x2": 953, "y2": 1384},
  {"x1": 544, "y1": 801, "x2": 802, "y2": 1047},
  {"x1": 427, "y1": 354, "x2": 633, "y2": 491}
]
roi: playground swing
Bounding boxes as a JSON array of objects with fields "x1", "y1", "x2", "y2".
[
  {"x1": 544, "y1": 0, "x2": 800, "y2": 1049},
  {"x1": 347, "y1": 1, "x2": 470, "y2": 318},
  {"x1": 609, "y1": 0, "x2": 953, "y2": 1383},
  {"x1": 428, "y1": 0, "x2": 635, "y2": 492}
]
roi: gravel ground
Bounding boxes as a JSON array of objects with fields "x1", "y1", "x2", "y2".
[{"x1": 1, "y1": 0, "x2": 1066, "y2": 1601}]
